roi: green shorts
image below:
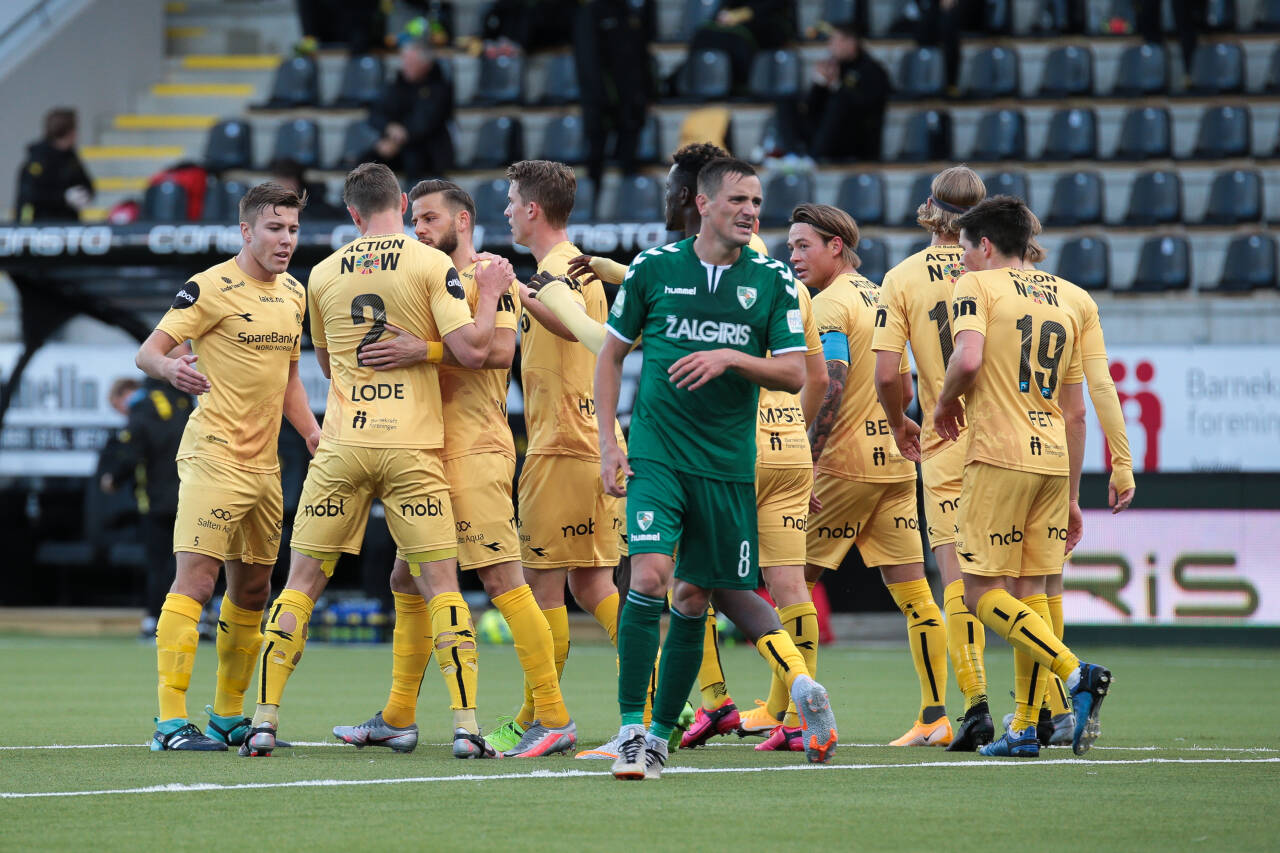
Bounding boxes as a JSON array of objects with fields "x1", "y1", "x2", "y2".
[{"x1": 625, "y1": 457, "x2": 759, "y2": 590}]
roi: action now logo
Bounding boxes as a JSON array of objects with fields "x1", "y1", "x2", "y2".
[{"x1": 662, "y1": 316, "x2": 751, "y2": 346}]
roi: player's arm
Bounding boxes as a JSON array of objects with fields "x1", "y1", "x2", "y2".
[
  {"x1": 567, "y1": 254, "x2": 627, "y2": 286},
  {"x1": 1083, "y1": 358, "x2": 1135, "y2": 516},
  {"x1": 136, "y1": 330, "x2": 211, "y2": 396},
  {"x1": 1062, "y1": 380, "x2": 1087, "y2": 552},
  {"x1": 518, "y1": 276, "x2": 578, "y2": 342},
  {"x1": 800, "y1": 350, "x2": 828, "y2": 426},
  {"x1": 669, "y1": 349, "x2": 804, "y2": 393},
  {"x1": 283, "y1": 360, "x2": 321, "y2": 455},
  {"x1": 595, "y1": 331, "x2": 632, "y2": 497},
  {"x1": 934, "y1": 329, "x2": 983, "y2": 441},
  {"x1": 808, "y1": 357, "x2": 846, "y2": 464},
  {"x1": 529, "y1": 275, "x2": 605, "y2": 353},
  {"x1": 875, "y1": 350, "x2": 921, "y2": 462},
  {"x1": 442, "y1": 257, "x2": 511, "y2": 368}
]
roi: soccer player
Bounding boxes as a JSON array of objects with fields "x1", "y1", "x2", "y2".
[
  {"x1": 870, "y1": 165, "x2": 993, "y2": 750},
  {"x1": 484, "y1": 160, "x2": 625, "y2": 753},
  {"x1": 598, "y1": 157, "x2": 838, "y2": 780},
  {"x1": 134, "y1": 182, "x2": 319, "y2": 751},
  {"x1": 241, "y1": 163, "x2": 511, "y2": 758},
  {"x1": 777, "y1": 203, "x2": 947, "y2": 749},
  {"x1": 934, "y1": 195, "x2": 1112, "y2": 758},
  {"x1": 328, "y1": 179, "x2": 575, "y2": 757}
]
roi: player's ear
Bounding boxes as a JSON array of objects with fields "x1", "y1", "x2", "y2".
[
  {"x1": 829, "y1": 235, "x2": 843, "y2": 260},
  {"x1": 399, "y1": 193, "x2": 408, "y2": 215},
  {"x1": 240, "y1": 220, "x2": 252, "y2": 243}
]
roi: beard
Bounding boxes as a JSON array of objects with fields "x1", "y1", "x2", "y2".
[{"x1": 431, "y1": 225, "x2": 459, "y2": 257}]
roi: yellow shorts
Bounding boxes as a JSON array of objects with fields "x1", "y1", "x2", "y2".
[
  {"x1": 445, "y1": 452, "x2": 520, "y2": 571},
  {"x1": 517, "y1": 453, "x2": 621, "y2": 569},
  {"x1": 954, "y1": 462, "x2": 1070, "y2": 578},
  {"x1": 174, "y1": 456, "x2": 283, "y2": 565},
  {"x1": 921, "y1": 438, "x2": 965, "y2": 549},
  {"x1": 292, "y1": 442, "x2": 454, "y2": 559},
  {"x1": 756, "y1": 465, "x2": 811, "y2": 568},
  {"x1": 806, "y1": 474, "x2": 923, "y2": 569}
]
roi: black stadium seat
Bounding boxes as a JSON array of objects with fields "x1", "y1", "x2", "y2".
[
  {"x1": 897, "y1": 47, "x2": 946, "y2": 99},
  {"x1": 969, "y1": 109, "x2": 1026, "y2": 161},
  {"x1": 1203, "y1": 169, "x2": 1263, "y2": 224},
  {"x1": 983, "y1": 170, "x2": 1030, "y2": 204},
  {"x1": 1189, "y1": 42, "x2": 1245, "y2": 95},
  {"x1": 1204, "y1": 0, "x2": 1238, "y2": 30},
  {"x1": 204, "y1": 119, "x2": 253, "y2": 172},
  {"x1": 1114, "y1": 107, "x2": 1172, "y2": 160},
  {"x1": 202, "y1": 178, "x2": 248, "y2": 223},
  {"x1": 1260, "y1": 0, "x2": 1280, "y2": 31},
  {"x1": 899, "y1": 172, "x2": 936, "y2": 225},
  {"x1": 1046, "y1": 171, "x2": 1103, "y2": 226},
  {"x1": 748, "y1": 49, "x2": 803, "y2": 98},
  {"x1": 1123, "y1": 170, "x2": 1183, "y2": 226},
  {"x1": 964, "y1": 46, "x2": 1019, "y2": 99},
  {"x1": 1131, "y1": 236, "x2": 1191, "y2": 292},
  {"x1": 541, "y1": 53, "x2": 580, "y2": 106},
  {"x1": 472, "y1": 179, "x2": 511, "y2": 226},
  {"x1": 634, "y1": 113, "x2": 662, "y2": 163},
  {"x1": 1042, "y1": 108, "x2": 1097, "y2": 161},
  {"x1": 334, "y1": 54, "x2": 384, "y2": 108},
  {"x1": 1267, "y1": 46, "x2": 1280, "y2": 93},
  {"x1": 679, "y1": 0, "x2": 719, "y2": 40},
  {"x1": 266, "y1": 56, "x2": 320, "y2": 108},
  {"x1": 474, "y1": 53, "x2": 525, "y2": 105},
  {"x1": 470, "y1": 116, "x2": 524, "y2": 169},
  {"x1": 854, "y1": 236, "x2": 888, "y2": 283},
  {"x1": 760, "y1": 173, "x2": 814, "y2": 227},
  {"x1": 1215, "y1": 234, "x2": 1277, "y2": 291},
  {"x1": 336, "y1": 119, "x2": 381, "y2": 170},
  {"x1": 539, "y1": 114, "x2": 586, "y2": 164},
  {"x1": 1038, "y1": 45, "x2": 1093, "y2": 97},
  {"x1": 1113, "y1": 43, "x2": 1168, "y2": 96},
  {"x1": 835, "y1": 173, "x2": 886, "y2": 225},
  {"x1": 569, "y1": 177, "x2": 595, "y2": 224},
  {"x1": 143, "y1": 181, "x2": 188, "y2": 222},
  {"x1": 1192, "y1": 105, "x2": 1251, "y2": 159},
  {"x1": 612, "y1": 174, "x2": 664, "y2": 222},
  {"x1": 898, "y1": 109, "x2": 951, "y2": 162},
  {"x1": 272, "y1": 119, "x2": 321, "y2": 169},
  {"x1": 677, "y1": 48, "x2": 733, "y2": 100},
  {"x1": 1056, "y1": 236, "x2": 1109, "y2": 291}
]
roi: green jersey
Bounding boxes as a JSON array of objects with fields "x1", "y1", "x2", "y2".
[{"x1": 607, "y1": 237, "x2": 805, "y2": 483}]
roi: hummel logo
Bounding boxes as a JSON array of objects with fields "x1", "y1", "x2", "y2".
[{"x1": 235, "y1": 312, "x2": 253, "y2": 322}]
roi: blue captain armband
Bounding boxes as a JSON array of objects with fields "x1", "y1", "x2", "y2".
[{"x1": 820, "y1": 331, "x2": 849, "y2": 363}]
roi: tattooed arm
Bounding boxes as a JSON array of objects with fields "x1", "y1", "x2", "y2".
[{"x1": 808, "y1": 360, "x2": 848, "y2": 465}]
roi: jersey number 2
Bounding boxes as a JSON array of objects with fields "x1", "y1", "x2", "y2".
[{"x1": 351, "y1": 293, "x2": 387, "y2": 364}]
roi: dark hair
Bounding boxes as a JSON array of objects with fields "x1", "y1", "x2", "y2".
[
  {"x1": 239, "y1": 181, "x2": 306, "y2": 225},
  {"x1": 408, "y1": 178, "x2": 476, "y2": 226},
  {"x1": 790, "y1": 203, "x2": 861, "y2": 269},
  {"x1": 44, "y1": 108, "x2": 76, "y2": 142},
  {"x1": 505, "y1": 160, "x2": 576, "y2": 228},
  {"x1": 342, "y1": 162, "x2": 402, "y2": 218},
  {"x1": 671, "y1": 142, "x2": 730, "y2": 189},
  {"x1": 696, "y1": 157, "x2": 756, "y2": 199},
  {"x1": 954, "y1": 195, "x2": 1034, "y2": 259}
]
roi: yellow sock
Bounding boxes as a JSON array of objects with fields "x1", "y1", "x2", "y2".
[
  {"x1": 755, "y1": 629, "x2": 808, "y2": 694},
  {"x1": 156, "y1": 592, "x2": 203, "y2": 721},
  {"x1": 1044, "y1": 593, "x2": 1072, "y2": 715},
  {"x1": 592, "y1": 592, "x2": 619, "y2": 645},
  {"x1": 772, "y1": 602, "x2": 819, "y2": 727},
  {"x1": 256, "y1": 588, "x2": 314, "y2": 713},
  {"x1": 944, "y1": 579, "x2": 988, "y2": 709},
  {"x1": 697, "y1": 605, "x2": 731, "y2": 711},
  {"x1": 495, "y1": 585, "x2": 569, "y2": 728},
  {"x1": 428, "y1": 592, "x2": 479, "y2": 733},
  {"x1": 382, "y1": 592, "x2": 429, "y2": 729},
  {"x1": 975, "y1": 588, "x2": 1080, "y2": 683},
  {"x1": 212, "y1": 594, "x2": 264, "y2": 718},
  {"x1": 887, "y1": 579, "x2": 948, "y2": 720},
  {"x1": 1012, "y1": 594, "x2": 1050, "y2": 731},
  {"x1": 519, "y1": 605, "x2": 568, "y2": 728}
]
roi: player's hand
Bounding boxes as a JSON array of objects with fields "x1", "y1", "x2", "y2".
[
  {"x1": 475, "y1": 255, "x2": 515, "y2": 298},
  {"x1": 601, "y1": 443, "x2": 631, "y2": 497},
  {"x1": 305, "y1": 430, "x2": 321, "y2": 457},
  {"x1": 567, "y1": 254, "x2": 600, "y2": 285},
  {"x1": 359, "y1": 323, "x2": 428, "y2": 369},
  {"x1": 166, "y1": 353, "x2": 210, "y2": 395},
  {"x1": 892, "y1": 417, "x2": 922, "y2": 462},
  {"x1": 99, "y1": 473, "x2": 116, "y2": 494},
  {"x1": 1109, "y1": 484, "x2": 1135, "y2": 514},
  {"x1": 668, "y1": 348, "x2": 738, "y2": 391},
  {"x1": 525, "y1": 270, "x2": 567, "y2": 297},
  {"x1": 1065, "y1": 500, "x2": 1084, "y2": 553},
  {"x1": 933, "y1": 398, "x2": 965, "y2": 441}
]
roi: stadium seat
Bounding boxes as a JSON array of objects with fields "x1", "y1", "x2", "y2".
[
  {"x1": 541, "y1": 53, "x2": 580, "y2": 106},
  {"x1": 963, "y1": 46, "x2": 1019, "y2": 99},
  {"x1": 1123, "y1": 170, "x2": 1183, "y2": 226},
  {"x1": 897, "y1": 109, "x2": 951, "y2": 162},
  {"x1": 1038, "y1": 45, "x2": 1094, "y2": 97},
  {"x1": 1192, "y1": 105, "x2": 1251, "y2": 159},
  {"x1": 679, "y1": 0, "x2": 719, "y2": 40},
  {"x1": 756, "y1": 113, "x2": 787, "y2": 159},
  {"x1": 1259, "y1": 0, "x2": 1280, "y2": 30},
  {"x1": 677, "y1": 48, "x2": 733, "y2": 100},
  {"x1": 634, "y1": 113, "x2": 661, "y2": 163},
  {"x1": 983, "y1": 170, "x2": 1030, "y2": 204},
  {"x1": 1131, "y1": 236, "x2": 1191, "y2": 292},
  {"x1": 969, "y1": 109, "x2": 1026, "y2": 161},
  {"x1": 1203, "y1": 169, "x2": 1264, "y2": 224},
  {"x1": 474, "y1": 53, "x2": 525, "y2": 105},
  {"x1": 1203, "y1": 0, "x2": 1238, "y2": 31},
  {"x1": 896, "y1": 47, "x2": 947, "y2": 99},
  {"x1": 899, "y1": 172, "x2": 936, "y2": 225},
  {"x1": 333, "y1": 54, "x2": 385, "y2": 108},
  {"x1": 204, "y1": 119, "x2": 253, "y2": 172},
  {"x1": 761, "y1": 173, "x2": 814, "y2": 227},
  {"x1": 1045, "y1": 171, "x2": 1103, "y2": 226},
  {"x1": 612, "y1": 174, "x2": 664, "y2": 222},
  {"x1": 748, "y1": 50, "x2": 803, "y2": 99},
  {"x1": 1189, "y1": 42, "x2": 1245, "y2": 94},
  {"x1": 143, "y1": 181, "x2": 189, "y2": 222},
  {"x1": 1112, "y1": 43, "x2": 1168, "y2": 96},
  {"x1": 265, "y1": 55, "x2": 320, "y2": 108},
  {"x1": 855, "y1": 236, "x2": 888, "y2": 282},
  {"x1": 336, "y1": 119, "x2": 381, "y2": 170},
  {"x1": 1041, "y1": 108, "x2": 1098, "y2": 161},
  {"x1": 1113, "y1": 107, "x2": 1172, "y2": 160},
  {"x1": 1215, "y1": 233, "x2": 1277, "y2": 291},
  {"x1": 470, "y1": 116, "x2": 524, "y2": 169},
  {"x1": 835, "y1": 173, "x2": 885, "y2": 225},
  {"x1": 201, "y1": 178, "x2": 248, "y2": 223},
  {"x1": 768, "y1": 235, "x2": 792, "y2": 262},
  {"x1": 1266, "y1": 46, "x2": 1280, "y2": 93},
  {"x1": 1056, "y1": 236, "x2": 1110, "y2": 291},
  {"x1": 472, "y1": 179, "x2": 511, "y2": 226},
  {"x1": 569, "y1": 177, "x2": 595, "y2": 224},
  {"x1": 823, "y1": 0, "x2": 862, "y2": 27},
  {"x1": 539, "y1": 114, "x2": 586, "y2": 164},
  {"x1": 272, "y1": 118, "x2": 322, "y2": 169}
]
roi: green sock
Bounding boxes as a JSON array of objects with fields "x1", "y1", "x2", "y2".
[
  {"x1": 618, "y1": 590, "x2": 665, "y2": 727},
  {"x1": 651, "y1": 604, "x2": 707, "y2": 733}
]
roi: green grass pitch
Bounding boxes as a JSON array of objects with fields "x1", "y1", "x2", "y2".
[{"x1": 1, "y1": 635, "x2": 1277, "y2": 852}]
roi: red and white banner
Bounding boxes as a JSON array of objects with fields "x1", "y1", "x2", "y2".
[{"x1": 1065, "y1": 509, "x2": 1280, "y2": 626}]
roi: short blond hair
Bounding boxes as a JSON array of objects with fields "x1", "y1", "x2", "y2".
[
  {"x1": 506, "y1": 160, "x2": 576, "y2": 228},
  {"x1": 791, "y1": 203, "x2": 861, "y2": 269},
  {"x1": 916, "y1": 165, "x2": 986, "y2": 236}
]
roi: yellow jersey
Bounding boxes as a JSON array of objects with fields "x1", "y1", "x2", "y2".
[
  {"x1": 156, "y1": 257, "x2": 305, "y2": 474},
  {"x1": 812, "y1": 272, "x2": 915, "y2": 483},
  {"x1": 756, "y1": 283, "x2": 822, "y2": 469},
  {"x1": 951, "y1": 267, "x2": 1085, "y2": 476},
  {"x1": 440, "y1": 261, "x2": 521, "y2": 461},
  {"x1": 871, "y1": 243, "x2": 968, "y2": 460},
  {"x1": 308, "y1": 232, "x2": 474, "y2": 449}
]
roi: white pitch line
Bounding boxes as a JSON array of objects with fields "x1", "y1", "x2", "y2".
[{"x1": 2, "y1": 757, "x2": 1276, "y2": 800}]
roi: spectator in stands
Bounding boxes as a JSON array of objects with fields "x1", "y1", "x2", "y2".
[
  {"x1": 366, "y1": 37, "x2": 455, "y2": 177},
  {"x1": 479, "y1": 0, "x2": 575, "y2": 55},
  {"x1": 793, "y1": 22, "x2": 889, "y2": 162},
  {"x1": 268, "y1": 157, "x2": 344, "y2": 220},
  {"x1": 97, "y1": 376, "x2": 192, "y2": 638},
  {"x1": 1136, "y1": 0, "x2": 1204, "y2": 81},
  {"x1": 574, "y1": 0, "x2": 655, "y2": 209},
  {"x1": 15, "y1": 108, "x2": 94, "y2": 223},
  {"x1": 686, "y1": 1, "x2": 796, "y2": 94},
  {"x1": 915, "y1": 0, "x2": 982, "y2": 95},
  {"x1": 294, "y1": 0, "x2": 387, "y2": 55}
]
